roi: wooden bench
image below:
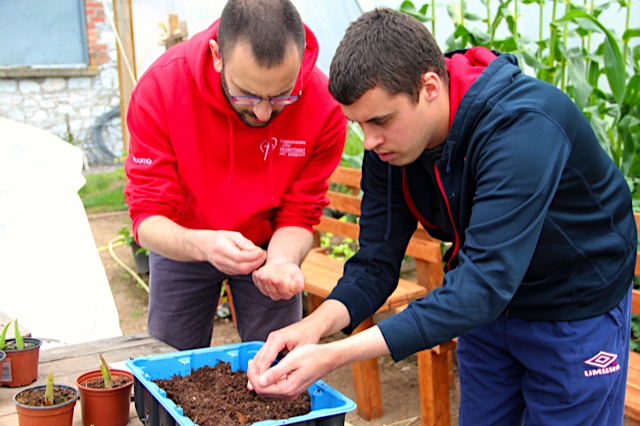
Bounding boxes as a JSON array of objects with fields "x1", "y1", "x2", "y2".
[
  {"x1": 624, "y1": 213, "x2": 640, "y2": 424},
  {"x1": 301, "y1": 166, "x2": 455, "y2": 425}
]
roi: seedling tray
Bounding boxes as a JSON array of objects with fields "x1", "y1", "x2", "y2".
[{"x1": 126, "y1": 341, "x2": 356, "y2": 425}]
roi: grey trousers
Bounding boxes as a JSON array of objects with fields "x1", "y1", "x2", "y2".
[{"x1": 147, "y1": 252, "x2": 302, "y2": 351}]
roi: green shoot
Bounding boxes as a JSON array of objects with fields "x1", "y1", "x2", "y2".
[
  {"x1": 45, "y1": 371, "x2": 54, "y2": 406},
  {"x1": 99, "y1": 354, "x2": 112, "y2": 388},
  {"x1": 0, "y1": 322, "x2": 9, "y2": 350},
  {"x1": 14, "y1": 320, "x2": 24, "y2": 350}
]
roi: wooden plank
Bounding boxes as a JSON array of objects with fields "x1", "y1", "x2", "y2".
[
  {"x1": 316, "y1": 216, "x2": 360, "y2": 241},
  {"x1": 417, "y1": 349, "x2": 451, "y2": 426},
  {"x1": 351, "y1": 318, "x2": 383, "y2": 420},
  {"x1": 330, "y1": 166, "x2": 362, "y2": 189},
  {"x1": 326, "y1": 192, "x2": 361, "y2": 215},
  {"x1": 633, "y1": 289, "x2": 640, "y2": 316},
  {"x1": 113, "y1": 0, "x2": 136, "y2": 154},
  {"x1": 301, "y1": 252, "x2": 428, "y2": 313},
  {"x1": 0, "y1": 333, "x2": 176, "y2": 425}
]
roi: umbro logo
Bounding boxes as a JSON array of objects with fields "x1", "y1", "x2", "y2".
[{"x1": 583, "y1": 351, "x2": 621, "y2": 377}]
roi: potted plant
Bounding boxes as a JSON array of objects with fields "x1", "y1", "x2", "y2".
[
  {"x1": 0, "y1": 319, "x2": 42, "y2": 387},
  {"x1": 119, "y1": 221, "x2": 149, "y2": 275},
  {"x1": 75, "y1": 354, "x2": 134, "y2": 426},
  {"x1": 13, "y1": 370, "x2": 79, "y2": 426}
]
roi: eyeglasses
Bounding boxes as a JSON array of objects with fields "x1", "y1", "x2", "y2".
[{"x1": 228, "y1": 90, "x2": 302, "y2": 106}]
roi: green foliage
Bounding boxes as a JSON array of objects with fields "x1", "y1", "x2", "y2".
[
  {"x1": 341, "y1": 122, "x2": 365, "y2": 169},
  {"x1": 78, "y1": 167, "x2": 128, "y2": 214},
  {"x1": 399, "y1": 0, "x2": 640, "y2": 205},
  {"x1": 320, "y1": 216, "x2": 360, "y2": 260}
]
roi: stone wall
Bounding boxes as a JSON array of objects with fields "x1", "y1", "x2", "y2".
[{"x1": 0, "y1": 0, "x2": 122, "y2": 167}]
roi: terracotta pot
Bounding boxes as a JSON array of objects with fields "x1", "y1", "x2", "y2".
[
  {"x1": 13, "y1": 384, "x2": 79, "y2": 426},
  {"x1": 1, "y1": 338, "x2": 42, "y2": 387},
  {"x1": 75, "y1": 369, "x2": 133, "y2": 426}
]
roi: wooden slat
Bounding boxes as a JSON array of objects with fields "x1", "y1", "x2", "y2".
[
  {"x1": 329, "y1": 166, "x2": 362, "y2": 189},
  {"x1": 315, "y1": 216, "x2": 359, "y2": 243},
  {"x1": 301, "y1": 252, "x2": 428, "y2": 314},
  {"x1": 626, "y1": 212, "x2": 640, "y2": 423},
  {"x1": 351, "y1": 318, "x2": 383, "y2": 420},
  {"x1": 627, "y1": 351, "x2": 640, "y2": 420},
  {"x1": 633, "y1": 289, "x2": 640, "y2": 316},
  {"x1": 326, "y1": 192, "x2": 361, "y2": 215}
]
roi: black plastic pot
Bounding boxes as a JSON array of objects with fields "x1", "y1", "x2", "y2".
[{"x1": 130, "y1": 241, "x2": 149, "y2": 275}]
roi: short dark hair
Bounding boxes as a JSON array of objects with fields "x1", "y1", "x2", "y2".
[
  {"x1": 218, "y1": 0, "x2": 305, "y2": 68},
  {"x1": 329, "y1": 8, "x2": 447, "y2": 105}
]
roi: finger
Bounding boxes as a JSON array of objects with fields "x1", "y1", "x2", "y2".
[
  {"x1": 253, "y1": 340, "x2": 285, "y2": 376},
  {"x1": 257, "y1": 360, "x2": 292, "y2": 388},
  {"x1": 246, "y1": 359, "x2": 257, "y2": 391}
]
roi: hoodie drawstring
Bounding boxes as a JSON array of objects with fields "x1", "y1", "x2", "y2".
[
  {"x1": 384, "y1": 162, "x2": 392, "y2": 240},
  {"x1": 446, "y1": 144, "x2": 453, "y2": 174}
]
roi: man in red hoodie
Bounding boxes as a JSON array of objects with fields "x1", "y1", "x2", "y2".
[{"x1": 124, "y1": 0, "x2": 346, "y2": 350}]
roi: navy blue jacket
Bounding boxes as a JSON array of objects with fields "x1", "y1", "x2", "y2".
[{"x1": 326, "y1": 52, "x2": 637, "y2": 361}]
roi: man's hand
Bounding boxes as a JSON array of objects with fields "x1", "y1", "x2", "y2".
[
  {"x1": 247, "y1": 343, "x2": 333, "y2": 400},
  {"x1": 252, "y1": 263, "x2": 304, "y2": 300},
  {"x1": 203, "y1": 230, "x2": 266, "y2": 275},
  {"x1": 246, "y1": 319, "x2": 323, "y2": 394}
]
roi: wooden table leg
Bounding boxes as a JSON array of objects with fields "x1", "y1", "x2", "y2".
[
  {"x1": 417, "y1": 348, "x2": 451, "y2": 426},
  {"x1": 351, "y1": 317, "x2": 384, "y2": 420}
]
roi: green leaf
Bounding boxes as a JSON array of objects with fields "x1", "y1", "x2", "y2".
[
  {"x1": 623, "y1": 28, "x2": 640, "y2": 44},
  {"x1": 14, "y1": 320, "x2": 24, "y2": 350},
  {"x1": 99, "y1": 354, "x2": 113, "y2": 388},
  {"x1": 520, "y1": 50, "x2": 552, "y2": 70},
  {"x1": 558, "y1": 10, "x2": 626, "y2": 104},
  {"x1": 45, "y1": 371, "x2": 55, "y2": 406},
  {"x1": 399, "y1": 1, "x2": 431, "y2": 22},
  {"x1": 0, "y1": 322, "x2": 10, "y2": 350}
]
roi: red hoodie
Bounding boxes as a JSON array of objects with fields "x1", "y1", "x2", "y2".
[{"x1": 124, "y1": 20, "x2": 347, "y2": 245}]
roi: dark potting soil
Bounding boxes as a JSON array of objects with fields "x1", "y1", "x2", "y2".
[
  {"x1": 15, "y1": 386, "x2": 76, "y2": 407},
  {"x1": 80, "y1": 375, "x2": 132, "y2": 389},
  {"x1": 153, "y1": 362, "x2": 311, "y2": 425}
]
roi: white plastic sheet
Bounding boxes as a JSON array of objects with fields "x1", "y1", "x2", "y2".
[{"x1": 0, "y1": 118, "x2": 123, "y2": 346}]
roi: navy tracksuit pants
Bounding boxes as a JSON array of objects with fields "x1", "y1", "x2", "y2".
[{"x1": 457, "y1": 285, "x2": 632, "y2": 425}]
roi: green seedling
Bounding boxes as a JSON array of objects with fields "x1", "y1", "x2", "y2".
[
  {"x1": 45, "y1": 371, "x2": 54, "y2": 406},
  {"x1": 0, "y1": 323, "x2": 9, "y2": 350},
  {"x1": 14, "y1": 320, "x2": 24, "y2": 350},
  {"x1": 0, "y1": 319, "x2": 24, "y2": 350},
  {"x1": 99, "y1": 354, "x2": 112, "y2": 388}
]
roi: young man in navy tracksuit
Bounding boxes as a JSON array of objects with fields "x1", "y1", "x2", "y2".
[{"x1": 247, "y1": 8, "x2": 636, "y2": 425}]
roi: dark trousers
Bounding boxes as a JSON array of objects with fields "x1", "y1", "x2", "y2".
[
  {"x1": 457, "y1": 284, "x2": 632, "y2": 426},
  {"x1": 147, "y1": 252, "x2": 302, "y2": 350}
]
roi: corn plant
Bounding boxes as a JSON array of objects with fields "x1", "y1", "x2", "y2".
[{"x1": 400, "y1": 0, "x2": 640, "y2": 204}]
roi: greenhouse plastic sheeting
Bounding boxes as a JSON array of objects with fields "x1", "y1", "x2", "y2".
[{"x1": 0, "y1": 118, "x2": 122, "y2": 346}]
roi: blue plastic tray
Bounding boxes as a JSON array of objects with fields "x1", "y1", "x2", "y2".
[{"x1": 126, "y1": 341, "x2": 356, "y2": 426}]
